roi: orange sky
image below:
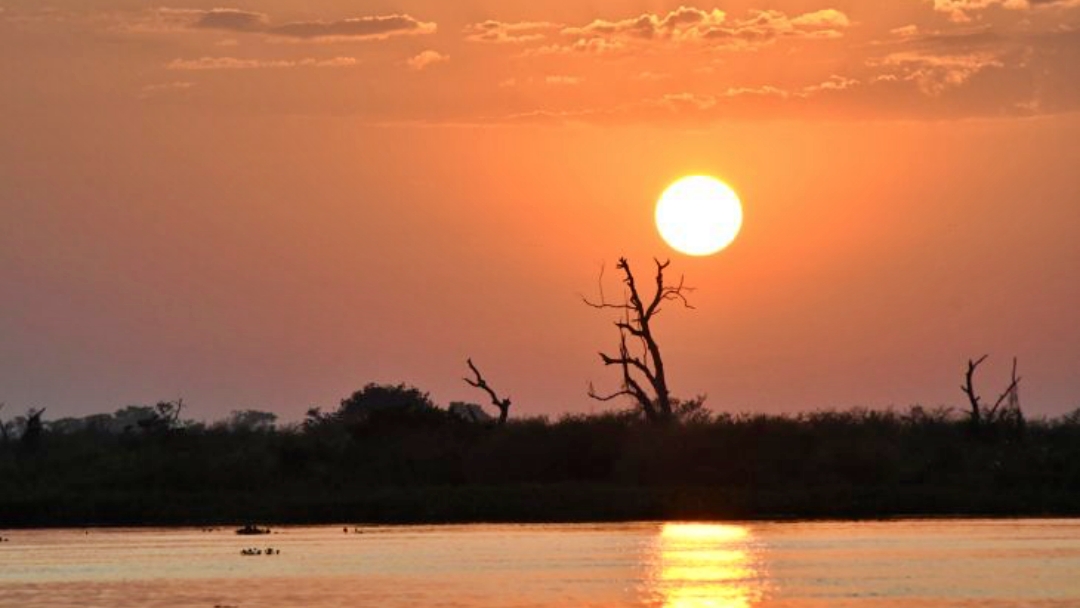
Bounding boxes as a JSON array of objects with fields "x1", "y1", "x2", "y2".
[{"x1": 1, "y1": 0, "x2": 1078, "y2": 420}]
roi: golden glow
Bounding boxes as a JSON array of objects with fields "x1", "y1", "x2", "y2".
[
  {"x1": 651, "y1": 523, "x2": 764, "y2": 608},
  {"x1": 656, "y1": 176, "x2": 744, "y2": 256}
]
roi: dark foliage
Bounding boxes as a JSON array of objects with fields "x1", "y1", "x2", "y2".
[
  {"x1": 337, "y1": 383, "x2": 446, "y2": 436},
  {"x1": 2, "y1": 392, "x2": 1080, "y2": 527}
]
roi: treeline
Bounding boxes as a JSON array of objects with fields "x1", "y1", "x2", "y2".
[{"x1": 2, "y1": 385, "x2": 1080, "y2": 527}]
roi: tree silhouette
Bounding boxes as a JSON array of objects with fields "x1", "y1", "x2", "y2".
[
  {"x1": 585, "y1": 257, "x2": 693, "y2": 423},
  {"x1": 463, "y1": 358, "x2": 511, "y2": 425},
  {"x1": 21, "y1": 407, "x2": 46, "y2": 451},
  {"x1": 961, "y1": 355, "x2": 1023, "y2": 434},
  {"x1": 338, "y1": 383, "x2": 444, "y2": 432}
]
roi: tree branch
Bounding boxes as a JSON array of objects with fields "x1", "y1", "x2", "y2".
[
  {"x1": 961, "y1": 354, "x2": 988, "y2": 424},
  {"x1": 987, "y1": 357, "x2": 1021, "y2": 420},
  {"x1": 464, "y1": 358, "x2": 511, "y2": 425}
]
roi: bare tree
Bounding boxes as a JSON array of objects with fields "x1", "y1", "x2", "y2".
[
  {"x1": 584, "y1": 257, "x2": 693, "y2": 423},
  {"x1": 961, "y1": 355, "x2": 1022, "y2": 430},
  {"x1": 21, "y1": 407, "x2": 46, "y2": 450},
  {"x1": 464, "y1": 358, "x2": 511, "y2": 425}
]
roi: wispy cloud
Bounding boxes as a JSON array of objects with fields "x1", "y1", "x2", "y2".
[
  {"x1": 267, "y1": 15, "x2": 436, "y2": 41},
  {"x1": 407, "y1": 50, "x2": 449, "y2": 70},
  {"x1": 138, "y1": 81, "x2": 195, "y2": 99},
  {"x1": 464, "y1": 21, "x2": 560, "y2": 43},
  {"x1": 868, "y1": 51, "x2": 1005, "y2": 95},
  {"x1": 192, "y1": 8, "x2": 268, "y2": 32},
  {"x1": 932, "y1": 0, "x2": 1080, "y2": 22},
  {"x1": 499, "y1": 75, "x2": 584, "y2": 87},
  {"x1": 167, "y1": 56, "x2": 357, "y2": 70},
  {"x1": 119, "y1": 8, "x2": 436, "y2": 41},
  {"x1": 526, "y1": 6, "x2": 852, "y2": 55}
]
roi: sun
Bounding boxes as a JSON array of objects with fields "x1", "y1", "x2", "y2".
[{"x1": 656, "y1": 176, "x2": 743, "y2": 256}]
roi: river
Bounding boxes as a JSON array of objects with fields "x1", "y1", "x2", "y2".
[{"x1": 1, "y1": 519, "x2": 1078, "y2": 607}]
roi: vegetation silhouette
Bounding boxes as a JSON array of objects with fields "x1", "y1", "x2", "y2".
[
  {"x1": 962, "y1": 355, "x2": 1025, "y2": 437},
  {"x1": 463, "y1": 358, "x2": 511, "y2": 425},
  {"x1": 1, "y1": 261, "x2": 1073, "y2": 526},
  {"x1": 2, "y1": 388, "x2": 1079, "y2": 527}
]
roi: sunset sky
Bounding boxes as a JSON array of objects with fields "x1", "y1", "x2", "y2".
[{"x1": 1, "y1": 0, "x2": 1078, "y2": 421}]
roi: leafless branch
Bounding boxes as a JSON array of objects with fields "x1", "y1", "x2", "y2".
[
  {"x1": 987, "y1": 357, "x2": 1021, "y2": 419},
  {"x1": 587, "y1": 382, "x2": 633, "y2": 402},
  {"x1": 464, "y1": 358, "x2": 511, "y2": 425},
  {"x1": 961, "y1": 354, "x2": 1024, "y2": 430},
  {"x1": 961, "y1": 354, "x2": 988, "y2": 424},
  {"x1": 586, "y1": 257, "x2": 694, "y2": 423}
]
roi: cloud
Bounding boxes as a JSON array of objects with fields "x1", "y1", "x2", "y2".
[
  {"x1": 932, "y1": 0, "x2": 1080, "y2": 22},
  {"x1": 464, "y1": 21, "x2": 559, "y2": 43},
  {"x1": 268, "y1": 15, "x2": 436, "y2": 41},
  {"x1": 891, "y1": 25, "x2": 921, "y2": 37},
  {"x1": 492, "y1": 74, "x2": 865, "y2": 125},
  {"x1": 645, "y1": 75, "x2": 860, "y2": 108},
  {"x1": 117, "y1": 8, "x2": 436, "y2": 41},
  {"x1": 864, "y1": 27, "x2": 1024, "y2": 95},
  {"x1": 791, "y1": 9, "x2": 852, "y2": 29},
  {"x1": 869, "y1": 51, "x2": 1005, "y2": 95},
  {"x1": 545, "y1": 75, "x2": 584, "y2": 85},
  {"x1": 167, "y1": 56, "x2": 357, "y2": 70},
  {"x1": 530, "y1": 6, "x2": 852, "y2": 55},
  {"x1": 110, "y1": 8, "x2": 206, "y2": 33},
  {"x1": 524, "y1": 38, "x2": 628, "y2": 56},
  {"x1": 499, "y1": 75, "x2": 585, "y2": 87},
  {"x1": 560, "y1": 7, "x2": 728, "y2": 42},
  {"x1": 138, "y1": 81, "x2": 195, "y2": 99},
  {"x1": 192, "y1": 9, "x2": 268, "y2": 32},
  {"x1": 407, "y1": 50, "x2": 448, "y2": 70},
  {"x1": 635, "y1": 71, "x2": 672, "y2": 81},
  {"x1": 699, "y1": 8, "x2": 852, "y2": 44}
]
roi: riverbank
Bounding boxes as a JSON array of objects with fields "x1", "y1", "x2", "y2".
[
  {"x1": 4, "y1": 483, "x2": 1080, "y2": 528},
  {"x1": 4, "y1": 407, "x2": 1079, "y2": 528}
]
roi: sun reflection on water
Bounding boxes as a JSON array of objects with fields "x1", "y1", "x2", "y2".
[{"x1": 649, "y1": 523, "x2": 765, "y2": 608}]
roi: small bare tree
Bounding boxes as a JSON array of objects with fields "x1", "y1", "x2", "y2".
[
  {"x1": 961, "y1": 355, "x2": 1023, "y2": 430},
  {"x1": 585, "y1": 257, "x2": 693, "y2": 423},
  {"x1": 464, "y1": 358, "x2": 511, "y2": 425},
  {"x1": 21, "y1": 407, "x2": 46, "y2": 451}
]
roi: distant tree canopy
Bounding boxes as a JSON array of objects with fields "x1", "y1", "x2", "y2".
[
  {"x1": 3, "y1": 399, "x2": 1080, "y2": 527},
  {"x1": 223, "y1": 409, "x2": 278, "y2": 432},
  {"x1": 337, "y1": 383, "x2": 446, "y2": 432}
]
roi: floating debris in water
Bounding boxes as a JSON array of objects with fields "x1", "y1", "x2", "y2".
[
  {"x1": 240, "y1": 547, "x2": 280, "y2": 556},
  {"x1": 235, "y1": 525, "x2": 270, "y2": 535}
]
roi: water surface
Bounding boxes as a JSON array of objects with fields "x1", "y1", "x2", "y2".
[{"x1": 1, "y1": 519, "x2": 1077, "y2": 607}]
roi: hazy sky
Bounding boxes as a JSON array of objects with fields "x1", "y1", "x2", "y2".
[{"x1": 1, "y1": 0, "x2": 1078, "y2": 422}]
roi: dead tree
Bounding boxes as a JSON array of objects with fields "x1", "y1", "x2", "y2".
[
  {"x1": 584, "y1": 257, "x2": 693, "y2": 423},
  {"x1": 962, "y1": 355, "x2": 1022, "y2": 431},
  {"x1": 464, "y1": 358, "x2": 511, "y2": 425},
  {"x1": 21, "y1": 407, "x2": 46, "y2": 451}
]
